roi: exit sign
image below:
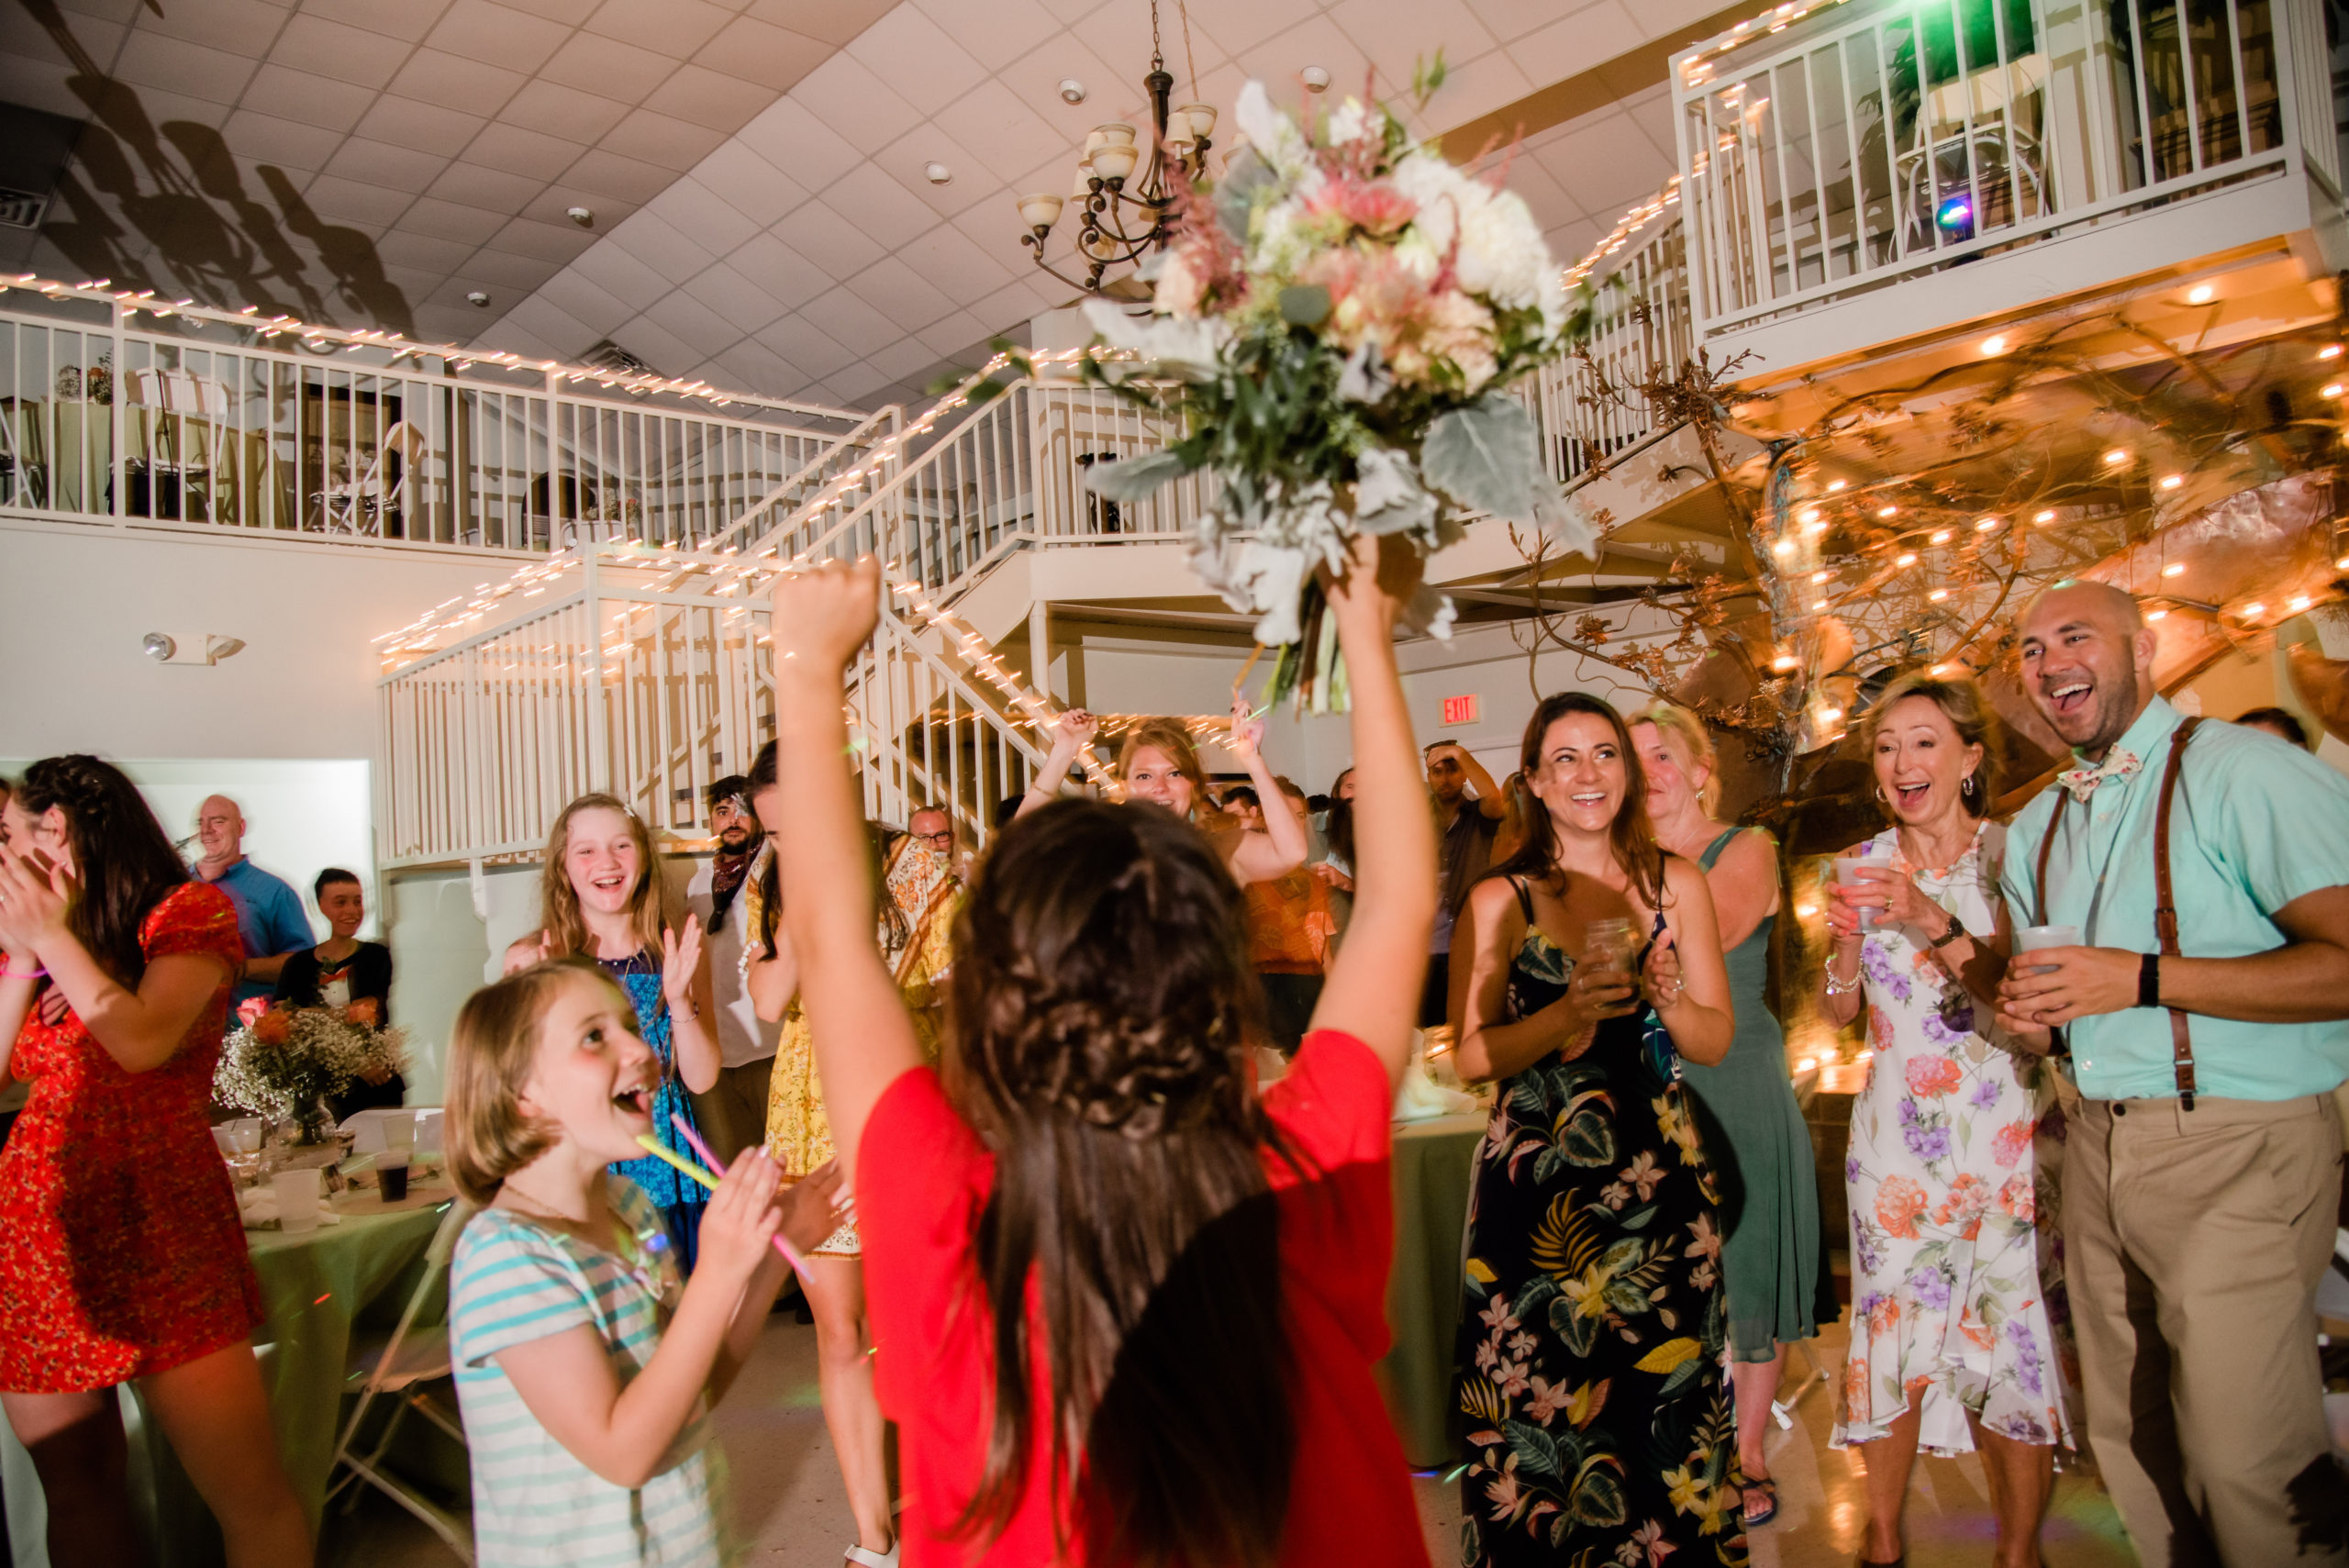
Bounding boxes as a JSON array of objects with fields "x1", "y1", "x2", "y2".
[{"x1": 1441, "y1": 694, "x2": 1480, "y2": 727}]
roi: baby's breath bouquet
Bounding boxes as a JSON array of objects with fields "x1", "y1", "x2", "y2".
[
  {"x1": 1083, "y1": 69, "x2": 1600, "y2": 708},
  {"x1": 216, "y1": 1006, "x2": 408, "y2": 1143}
]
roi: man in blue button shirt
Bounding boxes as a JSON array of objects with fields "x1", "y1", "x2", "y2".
[
  {"x1": 189, "y1": 795, "x2": 314, "y2": 1011},
  {"x1": 1998, "y1": 580, "x2": 2349, "y2": 1568}
]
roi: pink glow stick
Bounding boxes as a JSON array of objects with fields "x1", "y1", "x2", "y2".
[{"x1": 669, "y1": 1113, "x2": 813, "y2": 1281}]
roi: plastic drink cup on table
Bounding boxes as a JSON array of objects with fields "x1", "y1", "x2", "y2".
[
  {"x1": 376, "y1": 1149, "x2": 410, "y2": 1202},
  {"x1": 226, "y1": 1118, "x2": 263, "y2": 1154},
  {"x1": 385, "y1": 1114, "x2": 417, "y2": 1150},
  {"x1": 273, "y1": 1168, "x2": 322, "y2": 1234},
  {"x1": 2013, "y1": 924, "x2": 2080, "y2": 975}
]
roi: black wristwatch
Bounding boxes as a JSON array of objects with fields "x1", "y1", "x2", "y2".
[
  {"x1": 2138, "y1": 952, "x2": 2161, "y2": 1009},
  {"x1": 1925, "y1": 912, "x2": 1966, "y2": 951}
]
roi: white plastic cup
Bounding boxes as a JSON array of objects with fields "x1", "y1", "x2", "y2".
[
  {"x1": 227, "y1": 1118, "x2": 263, "y2": 1154},
  {"x1": 385, "y1": 1114, "x2": 417, "y2": 1150},
  {"x1": 273, "y1": 1168, "x2": 321, "y2": 1234},
  {"x1": 2014, "y1": 924, "x2": 2079, "y2": 975},
  {"x1": 1833, "y1": 855, "x2": 1886, "y2": 930}
]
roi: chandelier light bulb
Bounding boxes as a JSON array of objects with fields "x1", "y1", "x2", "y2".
[
  {"x1": 2103, "y1": 448, "x2": 2132, "y2": 465},
  {"x1": 2147, "y1": 607, "x2": 2169, "y2": 620},
  {"x1": 2290, "y1": 595, "x2": 2312, "y2": 611},
  {"x1": 2243, "y1": 602, "x2": 2266, "y2": 617},
  {"x1": 1976, "y1": 517, "x2": 1999, "y2": 531},
  {"x1": 1928, "y1": 588, "x2": 1950, "y2": 601},
  {"x1": 1772, "y1": 653, "x2": 1799, "y2": 671},
  {"x1": 2162, "y1": 562, "x2": 2185, "y2": 577},
  {"x1": 1877, "y1": 504, "x2": 1898, "y2": 517},
  {"x1": 2322, "y1": 344, "x2": 2343, "y2": 360},
  {"x1": 1827, "y1": 478, "x2": 1848, "y2": 491},
  {"x1": 2034, "y1": 508, "x2": 2057, "y2": 523},
  {"x1": 1769, "y1": 537, "x2": 1796, "y2": 557},
  {"x1": 1090, "y1": 141, "x2": 1140, "y2": 183},
  {"x1": 1895, "y1": 551, "x2": 1918, "y2": 566},
  {"x1": 1930, "y1": 528, "x2": 1952, "y2": 544}
]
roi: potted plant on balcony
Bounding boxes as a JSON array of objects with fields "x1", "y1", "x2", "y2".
[{"x1": 1080, "y1": 69, "x2": 1598, "y2": 709}]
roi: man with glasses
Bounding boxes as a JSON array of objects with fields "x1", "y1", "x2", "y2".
[
  {"x1": 685, "y1": 776, "x2": 781, "y2": 1162},
  {"x1": 884, "y1": 806, "x2": 965, "y2": 1057}
]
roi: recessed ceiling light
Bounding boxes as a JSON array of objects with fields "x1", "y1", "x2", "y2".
[
  {"x1": 1060, "y1": 78, "x2": 1088, "y2": 104},
  {"x1": 1301, "y1": 65, "x2": 1330, "y2": 92},
  {"x1": 924, "y1": 161, "x2": 952, "y2": 184}
]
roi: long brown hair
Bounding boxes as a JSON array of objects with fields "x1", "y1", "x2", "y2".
[
  {"x1": 12, "y1": 756, "x2": 190, "y2": 988},
  {"x1": 537, "y1": 794, "x2": 667, "y2": 959},
  {"x1": 1114, "y1": 718, "x2": 1210, "y2": 821},
  {"x1": 946, "y1": 797, "x2": 1294, "y2": 1567},
  {"x1": 1484, "y1": 693, "x2": 1666, "y2": 906}
]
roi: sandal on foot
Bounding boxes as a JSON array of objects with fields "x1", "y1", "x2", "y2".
[
  {"x1": 845, "y1": 1546, "x2": 898, "y2": 1567},
  {"x1": 1741, "y1": 1476, "x2": 1778, "y2": 1527}
]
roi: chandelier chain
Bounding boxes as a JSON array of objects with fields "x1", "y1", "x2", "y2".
[
  {"x1": 1149, "y1": 0, "x2": 1163, "y2": 64},
  {"x1": 1178, "y1": 0, "x2": 1198, "y2": 104}
]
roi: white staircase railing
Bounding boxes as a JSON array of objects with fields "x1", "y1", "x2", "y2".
[
  {"x1": 0, "y1": 278, "x2": 865, "y2": 553},
  {"x1": 1529, "y1": 212, "x2": 1695, "y2": 487},
  {"x1": 374, "y1": 540, "x2": 1046, "y2": 868}
]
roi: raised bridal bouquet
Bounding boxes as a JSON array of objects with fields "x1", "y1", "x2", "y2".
[
  {"x1": 216, "y1": 1001, "x2": 408, "y2": 1143},
  {"x1": 1082, "y1": 68, "x2": 1599, "y2": 708}
]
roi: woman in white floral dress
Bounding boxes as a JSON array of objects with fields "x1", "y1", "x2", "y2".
[{"x1": 1820, "y1": 674, "x2": 2072, "y2": 1568}]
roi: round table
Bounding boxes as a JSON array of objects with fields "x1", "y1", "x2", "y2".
[
  {"x1": 1378, "y1": 1111, "x2": 1486, "y2": 1469},
  {"x1": 3, "y1": 1180, "x2": 461, "y2": 1568}
]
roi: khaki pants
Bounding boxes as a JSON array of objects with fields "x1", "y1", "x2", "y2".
[
  {"x1": 690, "y1": 1056, "x2": 775, "y2": 1168},
  {"x1": 2065, "y1": 1093, "x2": 2347, "y2": 1568}
]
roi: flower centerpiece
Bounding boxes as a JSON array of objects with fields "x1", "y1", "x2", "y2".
[
  {"x1": 215, "y1": 999, "x2": 407, "y2": 1144},
  {"x1": 1081, "y1": 67, "x2": 1599, "y2": 708}
]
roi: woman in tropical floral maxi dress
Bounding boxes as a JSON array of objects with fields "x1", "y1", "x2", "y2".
[
  {"x1": 1452, "y1": 694, "x2": 1748, "y2": 1568},
  {"x1": 1822, "y1": 673, "x2": 2071, "y2": 1568}
]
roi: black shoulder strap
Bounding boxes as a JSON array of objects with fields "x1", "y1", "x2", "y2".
[{"x1": 1508, "y1": 875, "x2": 1535, "y2": 923}]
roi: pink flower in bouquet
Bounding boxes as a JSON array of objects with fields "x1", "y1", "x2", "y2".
[
  {"x1": 1304, "y1": 174, "x2": 1417, "y2": 239},
  {"x1": 235, "y1": 995, "x2": 268, "y2": 1029},
  {"x1": 252, "y1": 1007, "x2": 294, "y2": 1046}
]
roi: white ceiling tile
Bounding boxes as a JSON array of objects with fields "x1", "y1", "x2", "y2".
[
  {"x1": 693, "y1": 141, "x2": 811, "y2": 228},
  {"x1": 643, "y1": 290, "x2": 747, "y2": 357},
  {"x1": 642, "y1": 65, "x2": 781, "y2": 135},
  {"x1": 540, "y1": 30, "x2": 679, "y2": 104},
  {"x1": 324, "y1": 137, "x2": 449, "y2": 193},
  {"x1": 585, "y1": 0, "x2": 734, "y2": 59},
  {"x1": 743, "y1": 0, "x2": 896, "y2": 50},
  {"x1": 791, "y1": 53, "x2": 921, "y2": 152},
  {"x1": 1459, "y1": 0, "x2": 1583, "y2": 47},
  {"x1": 841, "y1": 255, "x2": 953, "y2": 331},
  {"x1": 404, "y1": 195, "x2": 511, "y2": 244},
  {"x1": 805, "y1": 282, "x2": 898, "y2": 351},
  {"x1": 462, "y1": 247, "x2": 566, "y2": 288},
  {"x1": 537, "y1": 265, "x2": 638, "y2": 331},
  {"x1": 1505, "y1": 2, "x2": 1642, "y2": 95},
  {"x1": 1419, "y1": 50, "x2": 1533, "y2": 136},
  {"x1": 265, "y1": 14, "x2": 413, "y2": 90},
  {"x1": 754, "y1": 315, "x2": 855, "y2": 380},
  {"x1": 864, "y1": 335, "x2": 943, "y2": 384},
  {"x1": 563, "y1": 148, "x2": 678, "y2": 204},
  {"x1": 353, "y1": 95, "x2": 486, "y2": 157},
  {"x1": 842, "y1": 6, "x2": 986, "y2": 114},
  {"x1": 873, "y1": 127, "x2": 996, "y2": 220},
  {"x1": 222, "y1": 107, "x2": 343, "y2": 171},
  {"x1": 139, "y1": 0, "x2": 295, "y2": 56},
  {"x1": 464, "y1": 122, "x2": 588, "y2": 183},
  {"x1": 571, "y1": 237, "x2": 674, "y2": 302},
  {"x1": 729, "y1": 231, "x2": 834, "y2": 308},
  {"x1": 937, "y1": 78, "x2": 1067, "y2": 184},
  {"x1": 1538, "y1": 110, "x2": 1675, "y2": 218},
  {"x1": 898, "y1": 222, "x2": 1017, "y2": 305},
  {"x1": 424, "y1": 0, "x2": 573, "y2": 75},
  {"x1": 1033, "y1": 0, "x2": 1106, "y2": 26},
  {"x1": 734, "y1": 98, "x2": 862, "y2": 192},
  {"x1": 385, "y1": 48, "x2": 528, "y2": 116},
  {"x1": 486, "y1": 215, "x2": 599, "y2": 264},
  {"x1": 1179, "y1": 0, "x2": 1320, "y2": 58},
  {"x1": 601, "y1": 110, "x2": 730, "y2": 173},
  {"x1": 0, "y1": 55, "x2": 83, "y2": 121},
  {"x1": 707, "y1": 338, "x2": 799, "y2": 397},
  {"x1": 610, "y1": 208, "x2": 718, "y2": 282},
  {"x1": 1619, "y1": 82, "x2": 1678, "y2": 163},
  {"x1": 113, "y1": 29, "x2": 259, "y2": 104},
  {"x1": 914, "y1": 307, "x2": 987, "y2": 355},
  {"x1": 609, "y1": 314, "x2": 703, "y2": 374},
  {"x1": 1328, "y1": 0, "x2": 1497, "y2": 95},
  {"x1": 299, "y1": 0, "x2": 456, "y2": 43},
  {"x1": 498, "y1": 79, "x2": 636, "y2": 146},
  {"x1": 501, "y1": 295, "x2": 596, "y2": 353},
  {"x1": 476, "y1": 318, "x2": 562, "y2": 358},
  {"x1": 645, "y1": 177, "x2": 761, "y2": 256},
  {"x1": 302, "y1": 173, "x2": 417, "y2": 228},
  {"x1": 991, "y1": 34, "x2": 1131, "y2": 141},
  {"x1": 827, "y1": 361, "x2": 896, "y2": 406},
  {"x1": 1230, "y1": 15, "x2": 1364, "y2": 107},
  {"x1": 912, "y1": 0, "x2": 1057, "y2": 72},
  {"x1": 680, "y1": 261, "x2": 788, "y2": 332},
  {"x1": 694, "y1": 15, "x2": 832, "y2": 92},
  {"x1": 1544, "y1": 216, "x2": 1604, "y2": 270},
  {"x1": 429, "y1": 160, "x2": 545, "y2": 214},
  {"x1": 376, "y1": 228, "x2": 480, "y2": 273},
  {"x1": 817, "y1": 162, "x2": 938, "y2": 250}
]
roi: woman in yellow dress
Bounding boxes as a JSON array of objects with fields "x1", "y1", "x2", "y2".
[{"x1": 740, "y1": 751, "x2": 961, "y2": 1568}]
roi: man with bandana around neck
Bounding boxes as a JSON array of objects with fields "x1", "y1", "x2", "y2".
[
  {"x1": 685, "y1": 776, "x2": 780, "y2": 1163},
  {"x1": 1997, "y1": 579, "x2": 2349, "y2": 1568}
]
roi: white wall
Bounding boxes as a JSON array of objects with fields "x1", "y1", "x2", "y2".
[{"x1": 0, "y1": 520, "x2": 517, "y2": 760}]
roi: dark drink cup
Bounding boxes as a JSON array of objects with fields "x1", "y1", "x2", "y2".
[{"x1": 378, "y1": 1150, "x2": 410, "y2": 1201}]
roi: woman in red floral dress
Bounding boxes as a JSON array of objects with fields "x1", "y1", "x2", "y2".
[{"x1": 0, "y1": 757, "x2": 309, "y2": 1567}]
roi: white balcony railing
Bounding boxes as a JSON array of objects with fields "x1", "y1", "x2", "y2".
[
  {"x1": 1675, "y1": 0, "x2": 2336, "y2": 338},
  {"x1": 0, "y1": 281, "x2": 866, "y2": 554},
  {"x1": 373, "y1": 543, "x2": 1045, "y2": 867},
  {"x1": 1531, "y1": 212, "x2": 1696, "y2": 486}
]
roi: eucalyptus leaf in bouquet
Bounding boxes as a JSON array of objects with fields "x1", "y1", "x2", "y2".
[{"x1": 1080, "y1": 73, "x2": 1600, "y2": 708}]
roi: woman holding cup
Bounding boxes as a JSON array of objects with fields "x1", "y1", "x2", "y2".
[
  {"x1": 1820, "y1": 674, "x2": 2070, "y2": 1568},
  {"x1": 1450, "y1": 694, "x2": 1745, "y2": 1566}
]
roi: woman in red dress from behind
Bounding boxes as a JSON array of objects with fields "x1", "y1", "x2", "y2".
[{"x1": 0, "y1": 757, "x2": 309, "y2": 1568}]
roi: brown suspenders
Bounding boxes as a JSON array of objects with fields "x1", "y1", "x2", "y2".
[{"x1": 2033, "y1": 717, "x2": 2205, "y2": 1108}]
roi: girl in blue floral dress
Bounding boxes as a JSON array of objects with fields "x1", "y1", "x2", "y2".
[
  {"x1": 1451, "y1": 694, "x2": 1748, "y2": 1568},
  {"x1": 505, "y1": 793, "x2": 719, "y2": 1270}
]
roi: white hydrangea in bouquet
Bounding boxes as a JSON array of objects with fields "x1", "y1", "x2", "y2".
[{"x1": 1081, "y1": 64, "x2": 1600, "y2": 709}]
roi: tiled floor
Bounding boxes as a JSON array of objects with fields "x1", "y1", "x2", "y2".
[{"x1": 329, "y1": 1317, "x2": 2139, "y2": 1567}]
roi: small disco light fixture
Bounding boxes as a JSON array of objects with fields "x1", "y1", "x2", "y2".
[
  {"x1": 143, "y1": 631, "x2": 245, "y2": 666},
  {"x1": 1934, "y1": 192, "x2": 1973, "y2": 239},
  {"x1": 466, "y1": 291, "x2": 490, "y2": 306}
]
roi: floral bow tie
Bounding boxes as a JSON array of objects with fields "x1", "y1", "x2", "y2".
[{"x1": 2057, "y1": 749, "x2": 2143, "y2": 802}]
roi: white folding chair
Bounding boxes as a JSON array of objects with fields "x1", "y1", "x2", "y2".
[
  {"x1": 316, "y1": 419, "x2": 429, "y2": 536},
  {"x1": 325, "y1": 1195, "x2": 475, "y2": 1562}
]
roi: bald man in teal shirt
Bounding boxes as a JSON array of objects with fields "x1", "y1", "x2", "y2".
[{"x1": 1998, "y1": 581, "x2": 2349, "y2": 1568}]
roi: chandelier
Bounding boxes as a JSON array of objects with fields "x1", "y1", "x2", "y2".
[{"x1": 1014, "y1": 0, "x2": 1216, "y2": 295}]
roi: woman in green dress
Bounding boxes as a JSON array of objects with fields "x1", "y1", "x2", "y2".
[{"x1": 1631, "y1": 703, "x2": 1831, "y2": 1530}]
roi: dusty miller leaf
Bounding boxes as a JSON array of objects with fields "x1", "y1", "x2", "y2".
[{"x1": 1421, "y1": 394, "x2": 1546, "y2": 523}]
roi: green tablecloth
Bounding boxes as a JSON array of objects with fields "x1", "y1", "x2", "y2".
[
  {"x1": 4, "y1": 1184, "x2": 460, "y2": 1568},
  {"x1": 1378, "y1": 1112, "x2": 1486, "y2": 1469}
]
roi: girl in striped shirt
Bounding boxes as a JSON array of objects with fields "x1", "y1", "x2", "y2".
[{"x1": 444, "y1": 958, "x2": 841, "y2": 1566}]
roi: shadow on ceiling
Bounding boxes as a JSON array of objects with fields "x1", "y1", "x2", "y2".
[{"x1": 9, "y1": 0, "x2": 416, "y2": 336}]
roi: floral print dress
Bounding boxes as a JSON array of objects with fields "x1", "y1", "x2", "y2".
[
  {"x1": 1834, "y1": 821, "x2": 2075, "y2": 1457},
  {"x1": 1457, "y1": 882, "x2": 1747, "y2": 1567}
]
